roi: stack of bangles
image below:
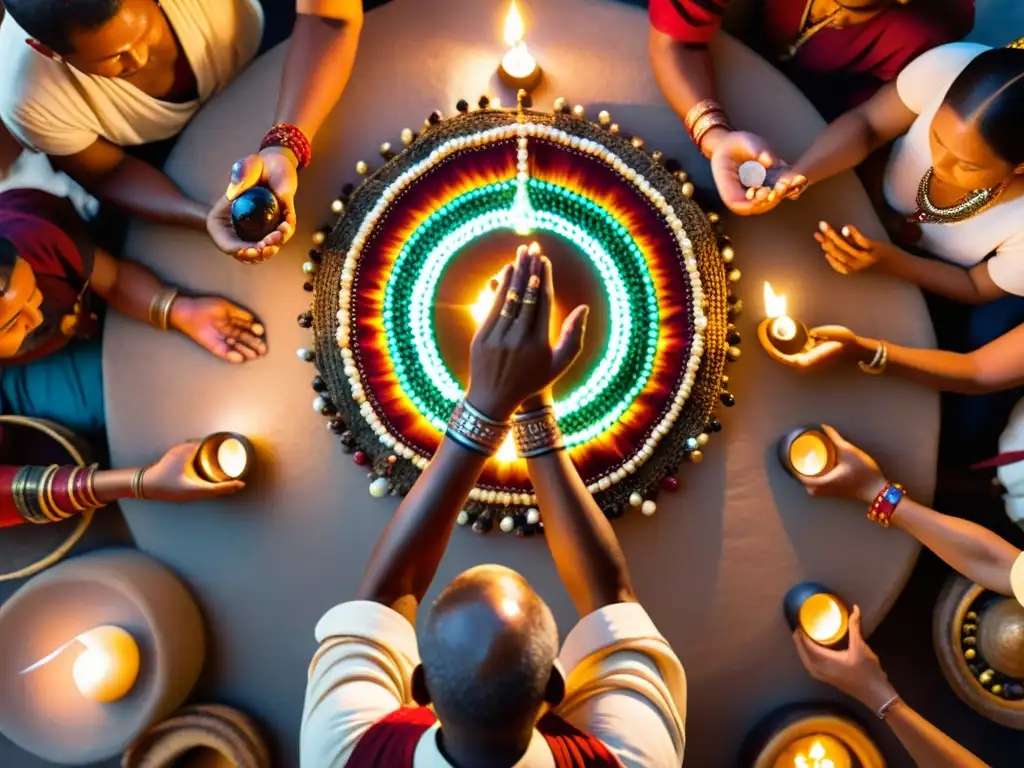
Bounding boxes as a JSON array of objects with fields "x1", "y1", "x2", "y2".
[
  {"x1": 867, "y1": 481, "x2": 905, "y2": 528},
  {"x1": 858, "y1": 340, "x2": 889, "y2": 375},
  {"x1": 6, "y1": 464, "x2": 148, "y2": 526},
  {"x1": 149, "y1": 288, "x2": 179, "y2": 331},
  {"x1": 259, "y1": 123, "x2": 313, "y2": 170},
  {"x1": 684, "y1": 99, "x2": 733, "y2": 159},
  {"x1": 446, "y1": 400, "x2": 565, "y2": 459}
]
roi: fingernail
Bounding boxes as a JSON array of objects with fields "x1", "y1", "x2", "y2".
[
  {"x1": 767, "y1": 192, "x2": 775, "y2": 202},
  {"x1": 231, "y1": 160, "x2": 244, "y2": 183},
  {"x1": 252, "y1": 323, "x2": 265, "y2": 336},
  {"x1": 528, "y1": 241, "x2": 541, "y2": 256},
  {"x1": 842, "y1": 226, "x2": 850, "y2": 237},
  {"x1": 818, "y1": 221, "x2": 828, "y2": 233}
]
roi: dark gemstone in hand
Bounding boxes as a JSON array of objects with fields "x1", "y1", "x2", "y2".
[
  {"x1": 707, "y1": 418, "x2": 722, "y2": 433},
  {"x1": 328, "y1": 417, "x2": 346, "y2": 434},
  {"x1": 720, "y1": 392, "x2": 736, "y2": 407},
  {"x1": 312, "y1": 376, "x2": 327, "y2": 393},
  {"x1": 298, "y1": 312, "x2": 313, "y2": 328},
  {"x1": 230, "y1": 186, "x2": 282, "y2": 243},
  {"x1": 456, "y1": 99, "x2": 469, "y2": 113},
  {"x1": 727, "y1": 330, "x2": 741, "y2": 345}
]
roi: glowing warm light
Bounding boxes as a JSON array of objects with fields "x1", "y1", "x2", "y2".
[
  {"x1": 501, "y1": 1, "x2": 538, "y2": 79},
  {"x1": 21, "y1": 625, "x2": 140, "y2": 703},
  {"x1": 764, "y1": 282, "x2": 787, "y2": 319},
  {"x1": 780, "y1": 735, "x2": 851, "y2": 768},
  {"x1": 771, "y1": 315, "x2": 797, "y2": 342},
  {"x1": 470, "y1": 275, "x2": 503, "y2": 327},
  {"x1": 789, "y1": 432, "x2": 829, "y2": 477},
  {"x1": 496, "y1": 433, "x2": 518, "y2": 463},
  {"x1": 216, "y1": 438, "x2": 249, "y2": 479},
  {"x1": 799, "y1": 594, "x2": 849, "y2": 646}
]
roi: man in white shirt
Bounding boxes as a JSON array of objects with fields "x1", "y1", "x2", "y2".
[
  {"x1": 0, "y1": 0, "x2": 364, "y2": 258},
  {"x1": 301, "y1": 248, "x2": 687, "y2": 767}
]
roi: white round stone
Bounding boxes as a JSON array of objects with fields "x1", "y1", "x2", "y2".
[
  {"x1": 641, "y1": 500, "x2": 657, "y2": 516},
  {"x1": 629, "y1": 492, "x2": 643, "y2": 508},
  {"x1": 738, "y1": 160, "x2": 768, "y2": 189},
  {"x1": 369, "y1": 478, "x2": 390, "y2": 498},
  {"x1": 457, "y1": 510, "x2": 470, "y2": 526},
  {"x1": 526, "y1": 508, "x2": 541, "y2": 525},
  {"x1": 500, "y1": 516, "x2": 515, "y2": 533}
]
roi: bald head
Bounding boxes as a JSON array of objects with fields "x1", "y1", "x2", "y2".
[{"x1": 419, "y1": 565, "x2": 559, "y2": 739}]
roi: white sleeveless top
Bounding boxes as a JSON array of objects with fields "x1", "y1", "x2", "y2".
[
  {"x1": 0, "y1": 0, "x2": 264, "y2": 156},
  {"x1": 883, "y1": 42, "x2": 1024, "y2": 297}
]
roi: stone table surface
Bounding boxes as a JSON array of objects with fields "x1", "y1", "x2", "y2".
[{"x1": 103, "y1": 0, "x2": 938, "y2": 764}]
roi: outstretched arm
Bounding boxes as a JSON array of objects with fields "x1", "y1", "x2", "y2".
[
  {"x1": 801, "y1": 426, "x2": 1021, "y2": 596},
  {"x1": 520, "y1": 257, "x2": 636, "y2": 617}
]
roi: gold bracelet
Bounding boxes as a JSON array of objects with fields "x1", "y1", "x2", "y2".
[
  {"x1": 37, "y1": 465, "x2": 62, "y2": 522},
  {"x1": 131, "y1": 467, "x2": 148, "y2": 500},
  {"x1": 684, "y1": 98, "x2": 725, "y2": 133},
  {"x1": 149, "y1": 288, "x2": 179, "y2": 331},
  {"x1": 858, "y1": 341, "x2": 888, "y2": 375},
  {"x1": 84, "y1": 464, "x2": 106, "y2": 509},
  {"x1": 692, "y1": 113, "x2": 733, "y2": 159},
  {"x1": 513, "y1": 407, "x2": 565, "y2": 458},
  {"x1": 65, "y1": 467, "x2": 87, "y2": 512},
  {"x1": 44, "y1": 465, "x2": 73, "y2": 519}
]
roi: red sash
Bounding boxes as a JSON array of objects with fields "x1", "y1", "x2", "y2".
[{"x1": 346, "y1": 707, "x2": 621, "y2": 767}]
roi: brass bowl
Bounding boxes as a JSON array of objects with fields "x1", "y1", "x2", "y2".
[
  {"x1": 933, "y1": 574, "x2": 1024, "y2": 729},
  {"x1": 748, "y1": 708, "x2": 884, "y2": 768}
]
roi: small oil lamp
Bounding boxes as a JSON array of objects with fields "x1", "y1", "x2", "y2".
[
  {"x1": 784, "y1": 583, "x2": 850, "y2": 649},
  {"x1": 194, "y1": 433, "x2": 255, "y2": 483},
  {"x1": 20, "y1": 625, "x2": 140, "y2": 704},
  {"x1": 759, "y1": 282, "x2": 810, "y2": 356},
  {"x1": 498, "y1": 1, "x2": 542, "y2": 92},
  {"x1": 778, "y1": 427, "x2": 837, "y2": 479}
]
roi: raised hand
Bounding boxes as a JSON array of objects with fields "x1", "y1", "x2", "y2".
[
  {"x1": 142, "y1": 441, "x2": 246, "y2": 502},
  {"x1": 798, "y1": 425, "x2": 887, "y2": 504},
  {"x1": 815, "y1": 222, "x2": 888, "y2": 275},
  {"x1": 169, "y1": 296, "x2": 268, "y2": 364},
  {"x1": 207, "y1": 148, "x2": 298, "y2": 263},
  {"x1": 710, "y1": 131, "x2": 801, "y2": 215},
  {"x1": 465, "y1": 245, "x2": 589, "y2": 421}
]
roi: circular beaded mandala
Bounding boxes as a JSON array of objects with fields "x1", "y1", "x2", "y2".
[{"x1": 298, "y1": 96, "x2": 743, "y2": 535}]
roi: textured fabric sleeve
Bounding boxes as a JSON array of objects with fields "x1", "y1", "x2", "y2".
[
  {"x1": 1011, "y1": 552, "x2": 1024, "y2": 608},
  {"x1": 555, "y1": 603, "x2": 687, "y2": 768},
  {"x1": 649, "y1": 0, "x2": 728, "y2": 46},
  {"x1": 985, "y1": 235, "x2": 1024, "y2": 298},
  {"x1": 300, "y1": 600, "x2": 421, "y2": 768},
  {"x1": 895, "y1": 42, "x2": 989, "y2": 114},
  {"x1": 296, "y1": 0, "x2": 364, "y2": 20}
]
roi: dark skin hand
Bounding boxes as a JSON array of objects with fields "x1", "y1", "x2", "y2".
[{"x1": 356, "y1": 246, "x2": 588, "y2": 624}]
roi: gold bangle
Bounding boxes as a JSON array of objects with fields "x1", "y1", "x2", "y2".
[
  {"x1": 684, "y1": 98, "x2": 725, "y2": 133},
  {"x1": 65, "y1": 467, "x2": 87, "y2": 512},
  {"x1": 11, "y1": 467, "x2": 34, "y2": 522},
  {"x1": 84, "y1": 464, "x2": 106, "y2": 508},
  {"x1": 858, "y1": 341, "x2": 888, "y2": 375},
  {"x1": 37, "y1": 465, "x2": 62, "y2": 522},
  {"x1": 150, "y1": 288, "x2": 179, "y2": 331},
  {"x1": 131, "y1": 467, "x2": 148, "y2": 500},
  {"x1": 160, "y1": 290, "x2": 178, "y2": 331},
  {"x1": 44, "y1": 465, "x2": 72, "y2": 519},
  {"x1": 692, "y1": 113, "x2": 733, "y2": 158}
]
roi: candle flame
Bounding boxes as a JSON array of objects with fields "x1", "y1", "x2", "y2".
[
  {"x1": 504, "y1": 1, "x2": 525, "y2": 46},
  {"x1": 764, "y1": 281, "x2": 788, "y2": 319},
  {"x1": 496, "y1": 433, "x2": 518, "y2": 463},
  {"x1": 809, "y1": 742, "x2": 826, "y2": 760},
  {"x1": 470, "y1": 276, "x2": 503, "y2": 326}
]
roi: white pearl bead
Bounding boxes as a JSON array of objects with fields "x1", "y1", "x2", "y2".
[
  {"x1": 500, "y1": 516, "x2": 515, "y2": 533},
  {"x1": 331, "y1": 199, "x2": 344, "y2": 214},
  {"x1": 457, "y1": 510, "x2": 470, "y2": 526},
  {"x1": 313, "y1": 396, "x2": 327, "y2": 413},
  {"x1": 296, "y1": 348, "x2": 311, "y2": 360},
  {"x1": 641, "y1": 500, "x2": 657, "y2": 516},
  {"x1": 629, "y1": 492, "x2": 643, "y2": 508},
  {"x1": 369, "y1": 478, "x2": 389, "y2": 498},
  {"x1": 526, "y1": 508, "x2": 540, "y2": 525},
  {"x1": 469, "y1": 488, "x2": 481, "y2": 501},
  {"x1": 698, "y1": 433, "x2": 709, "y2": 446}
]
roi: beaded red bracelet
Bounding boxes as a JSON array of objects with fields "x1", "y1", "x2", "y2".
[
  {"x1": 867, "y1": 482, "x2": 905, "y2": 528},
  {"x1": 259, "y1": 123, "x2": 312, "y2": 170}
]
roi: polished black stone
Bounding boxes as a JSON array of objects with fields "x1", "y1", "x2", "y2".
[
  {"x1": 298, "y1": 312, "x2": 313, "y2": 328},
  {"x1": 472, "y1": 511, "x2": 493, "y2": 534},
  {"x1": 303, "y1": 282, "x2": 314, "y2": 292},
  {"x1": 340, "y1": 431, "x2": 357, "y2": 447},
  {"x1": 720, "y1": 392, "x2": 737, "y2": 407},
  {"x1": 727, "y1": 330, "x2": 741, "y2": 346},
  {"x1": 478, "y1": 96, "x2": 490, "y2": 109},
  {"x1": 230, "y1": 186, "x2": 281, "y2": 243},
  {"x1": 428, "y1": 110, "x2": 443, "y2": 124},
  {"x1": 309, "y1": 249, "x2": 323, "y2": 262},
  {"x1": 318, "y1": 397, "x2": 337, "y2": 416},
  {"x1": 456, "y1": 99, "x2": 469, "y2": 113},
  {"x1": 328, "y1": 417, "x2": 346, "y2": 434},
  {"x1": 707, "y1": 418, "x2": 722, "y2": 433},
  {"x1": 312, "y1": 376, "x2": 327, "y2": 393}
]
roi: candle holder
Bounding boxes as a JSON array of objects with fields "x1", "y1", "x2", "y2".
[
  {"x1": 498, "y1": 59, "x2": 543, "y2": 92},
  {"x1": 498, "y1": 1, "x2": 543, "y2": 93},
  {"x1": 778, "y1": 427, "x2": 837, "y2": 480},
  {"x1": 742, "y1": 704, "x2": 884, "y2": 768},
  {"x1": 784, "y1": 582, "x2": 850, "y2": 649},
  {"x1": 758, "y1": 315, "x2": 811, "y2": 357},
  {"x1": 194, "y1": 433, "x2": 255, "y2": 483}
]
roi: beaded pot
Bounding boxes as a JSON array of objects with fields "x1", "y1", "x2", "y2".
[{"x1": 300, "y1": 96, "x2": 739, "y2": 534}]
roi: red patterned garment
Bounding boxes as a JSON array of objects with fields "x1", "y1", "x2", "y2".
[{"x1": 346, "y1": 707, "x2": 622, "y2": 768}]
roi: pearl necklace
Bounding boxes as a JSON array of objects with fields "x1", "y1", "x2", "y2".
[{"x1": 909, "y1": 168, "x2": 1007, "y2": 224}]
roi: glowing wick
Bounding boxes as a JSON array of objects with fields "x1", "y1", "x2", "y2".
[
  {"x1": 216, "y1": 438, "x2": 249, "y2": 479},
  {"x1": 501, "y1": 2, "x2": 537, "y2": 79},
  {"x1": 789, "y1": 432, "x2": 830, "y2": 476},
  {"x1": 470, "y1": 276, "x2": 502, "y2": 327},
  {"x1": 799, "y1": 594, "x2": 848, "y2": 646},
  {"x1": 771, "y1": 316, "x2": 797, "y2": 342},
  {"x1": 496, "y1": 433, "x2": 518, "y2": 463},
  {"x1": 21, "y1": 625, "x2": 140, "y2": 703}
]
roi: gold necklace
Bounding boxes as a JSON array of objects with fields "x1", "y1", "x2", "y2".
[
  {"x1": 909, "y1": 168, "x2": 1008, "y2": 224},
  {"x1": 780, "y1": 0, "x2": 839, "y2": 61}
]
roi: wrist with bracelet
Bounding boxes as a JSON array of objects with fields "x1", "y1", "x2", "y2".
[
  {"x1": 446, "y1": 399, "x2": 511, "y2": 457},
  {"x1": 513, "y1": 405, "x2": 565, "y2": 458},
  {"x1": 684, "y1": 99, "x2": 733, "y2": 159},
  {"x1": 867, "y1": 481, "x2": 906, "y2": 528},
  {"x1": 858, "y1": 338, "x2": 888, "y2": 375},
  {"x1": 11, "y1": 463, "x2": 107, "y2": 525},
  {"x1": 259, "y1": 123, "x2": 312, "y2": 170},
  {"x1": 148, "y1": 288, "x2": 179, "y2": 331}
]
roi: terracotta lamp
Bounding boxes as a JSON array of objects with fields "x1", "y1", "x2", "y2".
[
  {"x1": 779, "y1": 427, "x2": 837, "y2": 480},
  {"x1": 498, "y1": 1, "x2": 542, "y2": 92},
  {"x1": 194, "y1": 433, "x2": 255, "y2": 483},
  {"x1": 785, "y1": 582, "x2": 850, "y2": 649},
  {"x1": 745, "y1": 706, "x2": 884, "y2": 768},
  {"x1": 759, "y1": 282, "x2": 810, "y2": 357}
]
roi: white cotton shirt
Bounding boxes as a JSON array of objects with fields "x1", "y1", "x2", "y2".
[
  {"x1": 883, "y1": 42, "x2": 1024, "y2": 297},
  {"x1": 0, "y1": 0, "x2": 264, "y2": 156},
  {"x1": 300, "y1": 600, "x2": 688, "y2": 768}
]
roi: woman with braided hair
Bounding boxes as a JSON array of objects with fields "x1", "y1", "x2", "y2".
[{"x1": 758, "y1": 40, "x2": 1024, "y2": 462}]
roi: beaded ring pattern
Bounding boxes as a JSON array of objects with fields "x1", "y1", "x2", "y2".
[{"x1": 298, "y1": 95, "x2": 741, "y2": 536}]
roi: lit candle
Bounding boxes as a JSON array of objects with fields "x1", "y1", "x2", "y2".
[
  {"x1": 21, "y1": 625, "x2": 140, "y2": 703},
  {"x1": 784, "y1": 583, "x2": 850, "y2": 648},
  {"x1": 774, "y1": 735, "x2": 851, "y2": 768},
  {"x1": 498, "y1": 1, "x2": 542, "y2": 91},
  {"x1": 470, "y1": 277, "x2": 501, "y2": 327},
  {"x1": 195, "y1": 433, "x2": 255, "y2": 483},
  {"x1": 778, "y1": 427, "x2": 836, "y2": 479},
  {"x1": 760, "y1": 282, "x2": 810, "y2": 357}
]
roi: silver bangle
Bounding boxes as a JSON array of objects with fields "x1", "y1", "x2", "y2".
[
  {"x1": 876, "y1": 693, "x2": 900, "y2": 720},
  {"x1": 446, "y1": 400, "x2": 510, "y2": 457}
]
